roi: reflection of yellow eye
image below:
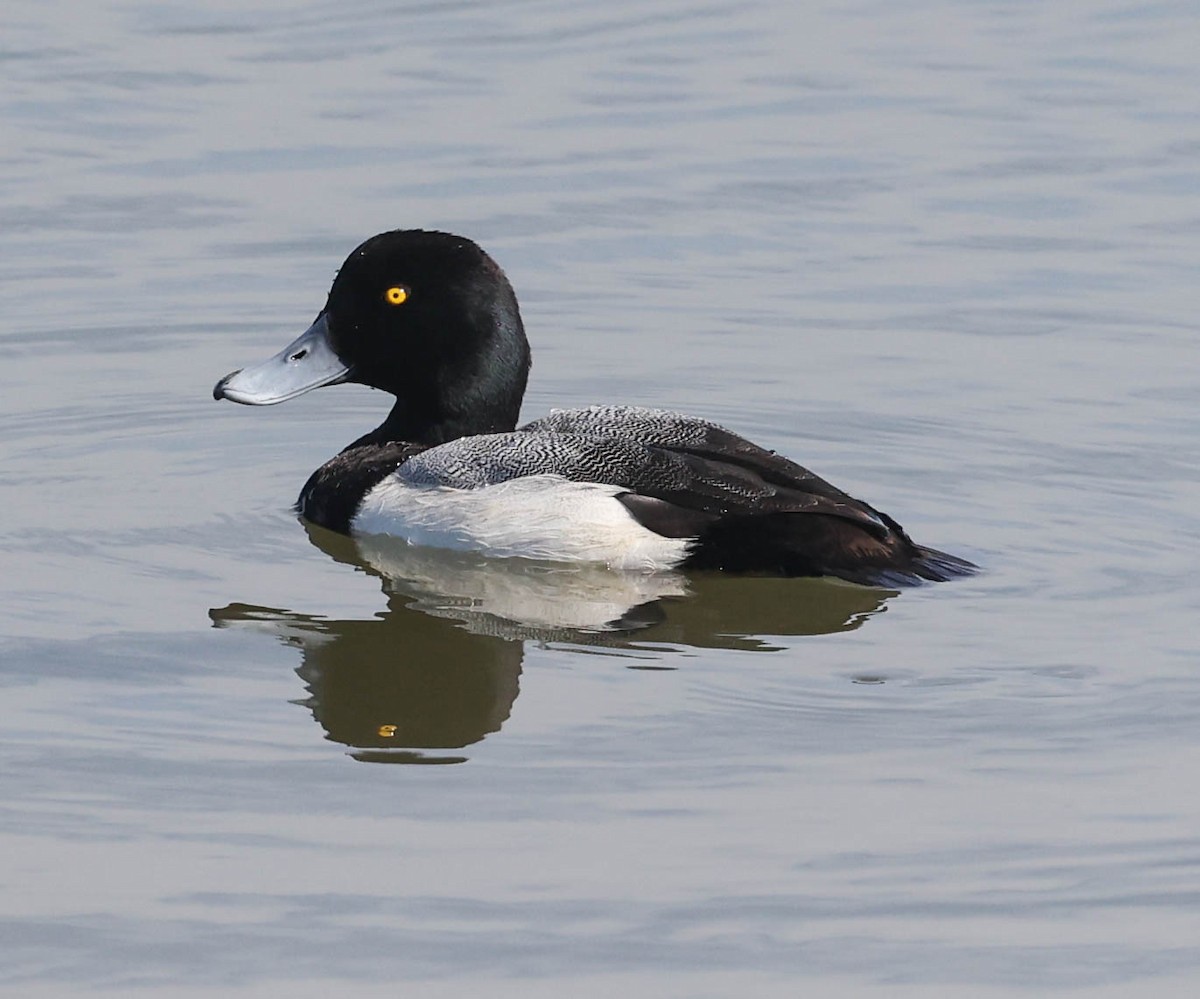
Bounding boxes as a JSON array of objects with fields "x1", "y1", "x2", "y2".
[
  {"x1": 378, "y1": 724, "x2": 397, "y2": 738},
  {"x1": 384, "y1": 286, "x2": 408, "y2": 306}
]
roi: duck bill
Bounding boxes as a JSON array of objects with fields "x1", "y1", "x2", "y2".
[{"x1": 213, "y1": 313, "x2": 351, "y2": 405}]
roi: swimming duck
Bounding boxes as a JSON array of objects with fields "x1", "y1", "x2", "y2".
[{"x1": 213, "y1": 230, "x2": 976, "y2": 585}]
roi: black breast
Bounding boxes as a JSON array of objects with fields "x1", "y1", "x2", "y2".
[{"x1": 297, "y1": 442, "x2": 427, "y2": 534}]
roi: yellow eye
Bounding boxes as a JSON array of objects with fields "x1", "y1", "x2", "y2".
[{"x1": 384, "y1": 286, "x2": 408, "y2": 306}]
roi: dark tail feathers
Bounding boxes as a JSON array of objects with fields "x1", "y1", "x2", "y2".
[
  {"x1": 838, "y1": 545, "x2": 978, "y2": 588},
  {"x1": 910, "y1": 545, "x2": 979, "y2": 582}
]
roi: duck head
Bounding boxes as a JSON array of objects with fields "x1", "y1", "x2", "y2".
[{"x1": 213, "y1": 230, "x2": 531, "y2": 446}]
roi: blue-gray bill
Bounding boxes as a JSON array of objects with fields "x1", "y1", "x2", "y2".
[{"x1": 213, "y1": 313, "x2": 349, "y2": 405}]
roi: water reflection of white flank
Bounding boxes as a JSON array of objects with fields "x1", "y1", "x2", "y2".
[{"x1": 351, "y1": 533, "x2": 691, "y2": 637}]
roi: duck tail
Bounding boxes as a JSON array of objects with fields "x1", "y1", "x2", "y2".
[{"x1": 908, "y1": 545, "x2": 979, "y2": 582}]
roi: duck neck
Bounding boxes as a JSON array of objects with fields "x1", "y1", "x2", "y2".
[{"x1": 345, "y1": 395, "x2": 519, "y2": 451}]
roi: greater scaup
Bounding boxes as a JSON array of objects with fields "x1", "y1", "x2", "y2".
[{"x1": 213, "y1": 229, "x2": 976, "y2": 585}]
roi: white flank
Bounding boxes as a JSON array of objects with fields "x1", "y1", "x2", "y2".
[{"x1": 351, "y1": 474, "x2": 692, "y2": 572}]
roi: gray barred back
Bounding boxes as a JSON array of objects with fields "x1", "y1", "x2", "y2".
[
  {"x1": 521, "y1": 405, "x2": 722, "y2": 447},
  {"x1": 399, "y1": 431, "x2": 708, "y2": 495}
]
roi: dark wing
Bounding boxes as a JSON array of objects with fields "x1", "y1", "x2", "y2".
[
  {"x1": 402, "y1": 427, "x2": 889, "y2": 537},
  {"x1": 516, "y1": 409, "x2": 978, "y2": 582},
  {"x1": 519, "y1": 405, "x2": 889, "y2": 536}
]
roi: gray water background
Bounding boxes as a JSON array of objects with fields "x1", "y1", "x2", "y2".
[{"x1": 2, "y1": 1, "x2": 1199, "y2": 996}]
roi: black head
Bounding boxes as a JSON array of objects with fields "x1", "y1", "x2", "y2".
[{"x1": 214, "y1": 229, "x2": 531, "y2": 447}]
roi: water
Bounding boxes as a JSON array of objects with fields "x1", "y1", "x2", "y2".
[{"x1": 3, "y1": 0, "x2": 1200, "y2": 995}]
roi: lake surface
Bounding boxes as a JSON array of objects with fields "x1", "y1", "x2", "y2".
[{"x1": 3, "y1": 1, "x2": 1199, "y2": 995}]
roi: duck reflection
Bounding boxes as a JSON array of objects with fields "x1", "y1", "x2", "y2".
[
  {"x1": 210, "y1": 526, "x2": 896, "y2": 763},
  {"x1": 210, "y1": 596, "x2": 522, "y2": 765}
]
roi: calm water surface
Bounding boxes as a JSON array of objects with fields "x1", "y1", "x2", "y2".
[{"x1": 3, "y1": 1, "x2": 1199, "y2": 996}]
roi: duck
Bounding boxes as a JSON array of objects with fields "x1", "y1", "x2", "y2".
[{"x1": 213, "y1": 229, "x2": 976, "y2": 586}]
